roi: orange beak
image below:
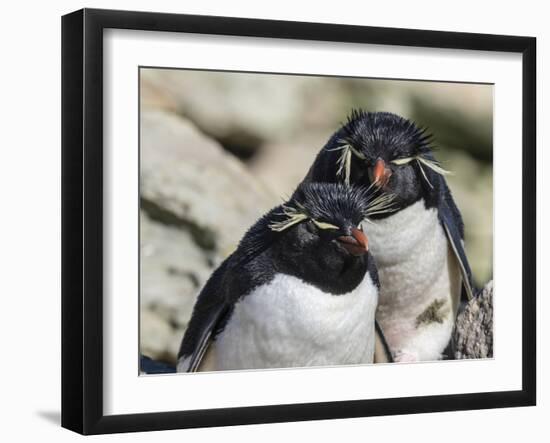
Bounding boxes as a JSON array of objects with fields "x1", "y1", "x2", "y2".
[
  {"x1": 336, "y1": 227, "x2": 368, "y2": 256},
  {"x1": 351, "y1": 227, "x2": 368, "y2": 250},
  {"x1": 371, "y1": 158, "x2": 392, "y2": 187}
]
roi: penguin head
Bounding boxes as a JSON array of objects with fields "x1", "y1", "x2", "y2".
[
  {"x1": 323, "y1": 110, "x2": 449, "y2": 212},
  {"x1": 262, "y1": 183, "x2": 391, "y2": 293},
  {"x1": 277, "y1": 182, "x2": 370, "y2": 256}
]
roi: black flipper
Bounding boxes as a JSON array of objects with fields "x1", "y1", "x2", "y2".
[
  {"x1": 177, "y1": 261, "x2": 233, "y2": 372},
  {"x1": 187, "y1": 304, "x2": 232, "y2": 372},
  {"x1": 438, "y1": 196, "x2": 475, "y2": 302},
  {"x1": 374, "y1": 320, "x2": 394, "y2": 363}
]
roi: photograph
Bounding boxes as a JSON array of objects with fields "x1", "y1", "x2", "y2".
[
  {"x1": 138, "y1": 68, "x2": 494, "y2": 374},
  {"x1": 57, "y1": 6, "x2": 537, "y2": 436}
]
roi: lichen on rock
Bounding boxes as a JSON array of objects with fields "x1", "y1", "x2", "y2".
[{"x1": 453, "y1": 280, "x2": 494, "y2": 359}]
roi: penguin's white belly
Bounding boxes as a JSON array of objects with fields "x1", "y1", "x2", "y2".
[
  {"x1": 368, "y1": 199, "x2": 461, "y2": 361},
  {"x1": 206, "y1": 273, "x2": 378, "y2": 371}
]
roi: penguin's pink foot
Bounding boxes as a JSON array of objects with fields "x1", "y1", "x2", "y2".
[{"x1": 393, "y1": 351, "x2": 419, "y2": 363}]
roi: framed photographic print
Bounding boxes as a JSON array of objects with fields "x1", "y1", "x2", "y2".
[{"x1": 61, "y1": 8, "x2": 536, "y2": 435}]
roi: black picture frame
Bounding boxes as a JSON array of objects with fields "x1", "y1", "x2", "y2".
[{"x1": 61, "y1": 8, "x2": 536, "y2": 435}]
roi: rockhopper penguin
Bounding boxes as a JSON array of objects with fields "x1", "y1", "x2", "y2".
[
  {"x1": 301, "y1": 110, "x2": 475, "y2": 362},
  {"x1": 177, "y1": 182, "x2": 394, "y2": 372}
]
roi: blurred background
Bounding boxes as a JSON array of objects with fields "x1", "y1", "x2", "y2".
[{"x1": 139, "y1": 68, "x2": 493, "y2": 365}]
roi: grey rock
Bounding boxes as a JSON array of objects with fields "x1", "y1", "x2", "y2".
[
  {"x1": 140, "y1": 212, "x2": 212, "y2": 328},
  {"x1": 453, "y1": 280, "x2": 494, "y2": 359},
  {"x1": 140, "y1": 70, "x2": 396, "y2": 157},
  {"x1": 140, "y1": 309, "x2": 175, "y2": 363},
  {"x1": 141, "y1": 69, "x2": 330, "y2": 157},
  {"x1": 140, "y1": 74, "x2": 178, "y2": 112},
  {"x1": 248, "y1": 135, "x2": 329, "y2": 198},
  {"x1": 141, "y1": 108, "x2": 278, "y2": 257}
]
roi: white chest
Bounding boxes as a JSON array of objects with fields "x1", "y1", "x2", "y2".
[
  {"x1": 210, "y1": 272, "x2": 379, "y2": 371},
  {"x1": 367, "y1": 200, "x2": 460, "y2": 356}
]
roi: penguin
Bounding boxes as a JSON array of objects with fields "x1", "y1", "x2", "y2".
[
  {"x1": 301, "y1": 110, "x2": 475, "y2": 362},
  {"x1": 177, "y1": 182, "x2": 394, "y2": 372}
]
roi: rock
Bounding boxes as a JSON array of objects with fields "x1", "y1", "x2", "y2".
[
  {"x1": 140, "y1": 211, "x2": 213, "y2": 331},
  {"x1": 139, "y1": 70, "x2": 389, "y2": 159},
  {"x1": 140, "y1": 69, "x2": 326, "y2": 158},
  {"x1": 141, "y1": 108, "x2": 277, "y2": 257},
  {"x1": 248, "y1": 135, "x2": 329, "y2": 198},
  {"x1": 453, "y1": 281, "x2": 494, "y2": 359},
  {"x1": 140, "y1": 309, "x2": 175, "y2": 363},
  {"x1": 140, "y1": 74, "x2": 178, "y2": 112}
]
